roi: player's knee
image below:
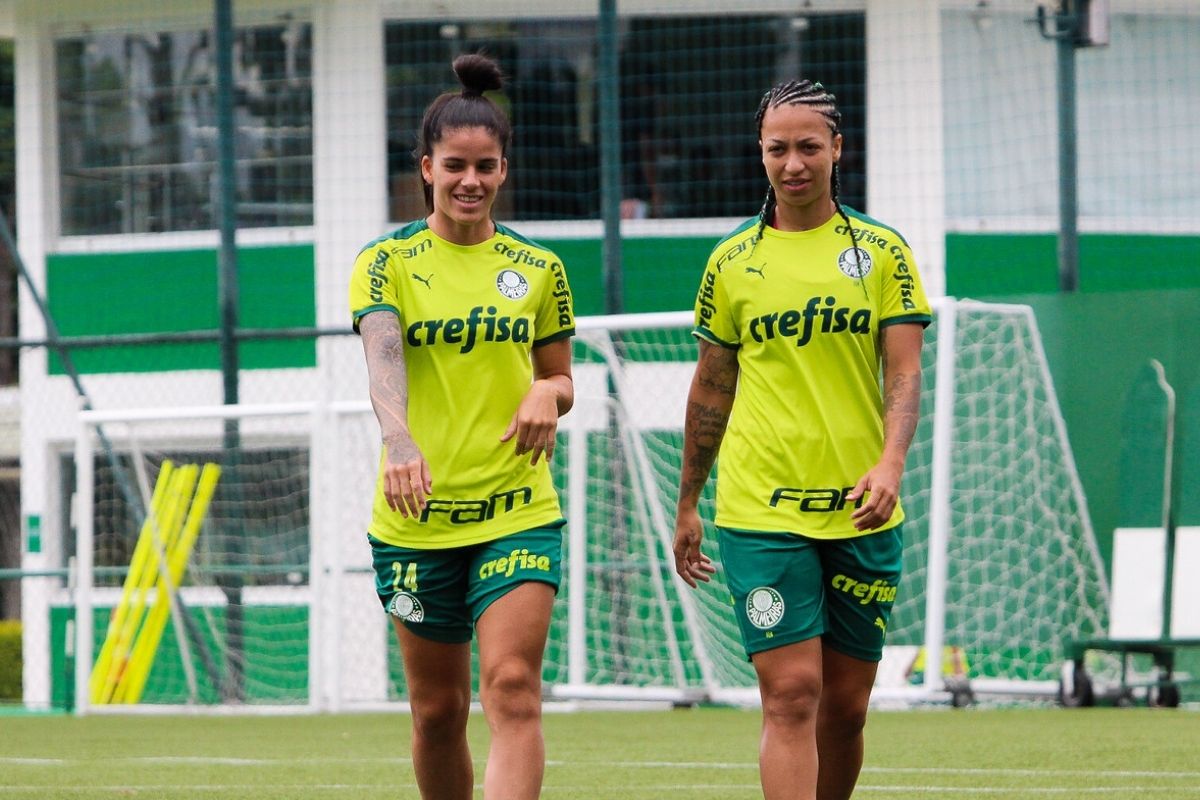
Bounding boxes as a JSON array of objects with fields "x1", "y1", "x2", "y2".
[
  {"x1": 819, "y1": 700, "x2": 869, "y2": 740},
  {"x1": 760, "y1": 669, "x2": 822, "y2": 726},
  {"x1": 480, "y1": 659, "x2": 542, "y2": 723},
  {"x1": 410, "y1": 688, "x2": 471, "y2": 741}
]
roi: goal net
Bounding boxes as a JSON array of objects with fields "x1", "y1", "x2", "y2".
[{"x1": 69, "y1": 298, "x2": 1109, "y2": 711}]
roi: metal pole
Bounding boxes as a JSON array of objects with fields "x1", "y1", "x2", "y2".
[
  {"x1": 215, "y1": 0, "x2": 240, "y2": 401},
  {"x1": 596, "y1": 0, "x2": 634, "y2": 680},
  {"x1": 1159, "y1": 366, "x2": 1178, "y2": 639},
  {"x1": 214, "y1": 0, "x2": 245, "y2": 703},
  {"x1": 597, "y1": 0, "x2": 623, "y2": 315},
  {"x1": 1055, "y1": 25, "x2": 1079, "y2": 293}
]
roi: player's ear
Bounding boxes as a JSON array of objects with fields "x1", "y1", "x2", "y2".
[
  {"x1": 498, "y1": 157, "x2": 508, "y2": 185},
  {"x1": 420, "y1": 154, "x2": 434, "y2": 185}
]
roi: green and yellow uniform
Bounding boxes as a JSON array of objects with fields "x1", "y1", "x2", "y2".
[
  {"x1": 349, "y1": 220, "x2": 575, "y2": 551},
  {"x1": 694, "y1": 209, "x2": 932, "y2": 539}
]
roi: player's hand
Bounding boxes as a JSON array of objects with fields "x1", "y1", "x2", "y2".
[
  {"x1": 382, "y1": 433, "x2": 432, "y2": 518},
  {"x1": 848, "y1": 459, "x2": 903, "y2": 531},
  {"x1": 501, "y1": 380, "x2": 561, "y2": 465},
  {"x1": 673, "y1": 507, "x2": 717, "y2": 589}
]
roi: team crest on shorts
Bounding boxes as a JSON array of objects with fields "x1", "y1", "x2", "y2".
[
  {"x1": 496, "y1": 269, "x2": 530, "y2": 299},
  {"x1": 837, "y1": 247, "x2": 872, "y2": 279},
  {"x1": 388, "y1": 592, "x2": 425, "y2": 623},
  {"x1": 746, "y1": 586, "x2": 785, "y2": 630}
]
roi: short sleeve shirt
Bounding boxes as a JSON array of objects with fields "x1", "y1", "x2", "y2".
[
  {"x1": 693, "y1": 209, "x2": 932, "y2": 539},
  {"x1": 349, "y1": 220, "x2": 575, "y2": 548}
]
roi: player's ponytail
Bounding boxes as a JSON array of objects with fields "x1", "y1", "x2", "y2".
[{"x1": 414, "y1": 53, "x2": 512, "y2": 213}]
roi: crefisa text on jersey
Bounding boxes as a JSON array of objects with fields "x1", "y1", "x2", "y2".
[
  {"x1": 750, "y1": 296, "x2": 872, "y2": 347},
  {"x1": 550, "y1": 260, "x2": 572, "y2": 327},
  {"x1": 696, "y1": 268, "x2": 718, "y2": 326},
  {"x1": 367, "y1": 248, "x2": 390, "y2": 303},
  {"x1": 406, "y1": 305, "x2": 530, "y2": 353},
  {"x1": 889, "y1": 246, "x2": 918, "y2": 311},
  {"x1": 493, "y1": 242, "x2": 549, "y2": 269}
]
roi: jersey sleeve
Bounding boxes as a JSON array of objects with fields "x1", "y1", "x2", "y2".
[
  {"x1": 692, "y1": 256, "x2": 739, "y2": 348},
  {"x1": 879, "y1": 238, "x2": 932, "y2": 327},
  {"x1": 533, "y1": 256, "x2": 575, "y2": 346},
  {"x1": 349, "y1": 242, "x2": 402, "y2": 333}
]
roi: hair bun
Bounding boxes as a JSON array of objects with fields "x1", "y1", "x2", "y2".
[{"x1": 453, "y1": 53, "x2": 504, "y2": 96}]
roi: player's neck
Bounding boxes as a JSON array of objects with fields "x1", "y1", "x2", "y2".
[
  {"x1": 426, "y1": 212, "x2": 496, "y2": 246},
  {"x1": 772, "y1": 198, "x2": 836, "y2": 232}
]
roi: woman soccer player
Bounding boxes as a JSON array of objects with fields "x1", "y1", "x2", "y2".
[
  {"x1": 349, "y1": 53, "x2": 574, "y2": 800},
  {"x1": 673, "y1": 79, "x2": 931, "y2": 800}
]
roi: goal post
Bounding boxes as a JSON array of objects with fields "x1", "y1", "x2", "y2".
[
  {"x1": 72, "y1": 402, "x2": 324, "y2": 714},
  {"x1": 68, "y1": 298, "x2": 1109, "y2": 711}
]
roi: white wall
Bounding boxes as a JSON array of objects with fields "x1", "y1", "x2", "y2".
[{"x1": 942, "y1": 6, "x2": 1200, "y2": 233}]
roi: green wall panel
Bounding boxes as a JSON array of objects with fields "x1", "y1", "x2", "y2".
[
  {"x1": 1117, "y1": 364, "x2": 1175, "y2": 529},
  {"x1": 1179, "y1": 377, "x2": 1200, "y2": 527},
  {"x1": 46, "y1": 244, "x2": 316, "y2": 374},
  {"x1": 544, "y1": 236, "x2": 716, "y2": 316},
  {"x1": 947, "y1": 232, "x2": 1200, "y2": 296},
  {"x1": 946, "y1": 233, "x2": 1060, "y2": 296},
  {"x1": 1080, "y1": 234, "x2": 1200, "y2": 292}
]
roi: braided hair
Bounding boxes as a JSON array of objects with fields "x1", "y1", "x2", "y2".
[
  {"x1": 752, "y1": 80, "x2": 862, "y2": 282},
  {"x1": 414, "y1": 53, "x2": 512, "y2": 213}
]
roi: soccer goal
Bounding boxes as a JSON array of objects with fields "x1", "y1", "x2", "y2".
[{"x1": 68, "y1": 297, "x2": 1109, "y2": 712}]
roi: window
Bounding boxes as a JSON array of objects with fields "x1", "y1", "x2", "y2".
[
  {"x1": 385, "y1": 12, "x2": 865, "y2": 222},
  {"x1": 56, "y1": 22, "x2": 313, "y2": 235}
]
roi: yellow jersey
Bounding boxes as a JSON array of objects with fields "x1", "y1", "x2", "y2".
[
  {"x1": 349, "y1": 220, "x2": 574, "y2": 548},
  {"x1": 693, "y1": 209, "x2": 931, "y2": 539}
]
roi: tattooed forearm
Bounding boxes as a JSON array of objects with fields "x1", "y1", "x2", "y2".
[
  {"x1": 687, "y1": 401, "x2": 730, "y2": 451},
  {"x1": 678, "y1": 401, "x2": 729, "y2": 506},
  {"x1": 879, "y1": 323, "x2": 925, "y2": 466},
  {"x1": 882, "y1": 369, "x2": 921, "y2": 459},
  {"x1": 360, "y1": 313, "x2": 411, "y2": 442},
  {"x1": 677, "y1": 342, "x2": 738, "y2": 509}
]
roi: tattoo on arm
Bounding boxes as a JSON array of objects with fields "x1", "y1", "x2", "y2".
[
  {"x1": 678, "y1": 343, "x2": 739, "y2": 506},
  {"x1": 678, "y1": 401, "x2": 730, "y2": 501},
  {"x1": 360, "y1": 314, "x2": 411, "y2": 442},
  {"x1": 880, "y1": 325, "x2": 924, "y2": 463},
  {"x1": 697, "y1": 345, "x2": 739, "y2": 395},
  {"x1": 882, "y1": 369, "x2": 921, "y2": 456}
]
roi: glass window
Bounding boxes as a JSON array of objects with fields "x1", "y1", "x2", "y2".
[
  {"x1": 385, "y1": 12, "x2": 865, "y2": 222},
  {"x1": 56, "y1": 22, "x2": 313, "y2": 235}
]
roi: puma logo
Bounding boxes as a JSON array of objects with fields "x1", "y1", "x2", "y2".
[
  {"x1": 745, "y1": 265, "x2": 765, "y2": 279},
  {"x1": 411, "y1": 272, "x2": 433, "y2": 289},
  {"x1": 874, "y1": 617, "x2": 887, "y2": 633}
]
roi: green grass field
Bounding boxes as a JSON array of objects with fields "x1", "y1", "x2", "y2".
[{"x1": 2, "y1": 707, "x2": 1198, "y2": 798}]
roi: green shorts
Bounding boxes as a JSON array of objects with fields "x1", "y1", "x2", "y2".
[
  {"x1": 717, "y1": 525, "x2": 903, "y2": 662},
  {"x1": 369, "y1": 525, "x2": 564, "y2": 644}
]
